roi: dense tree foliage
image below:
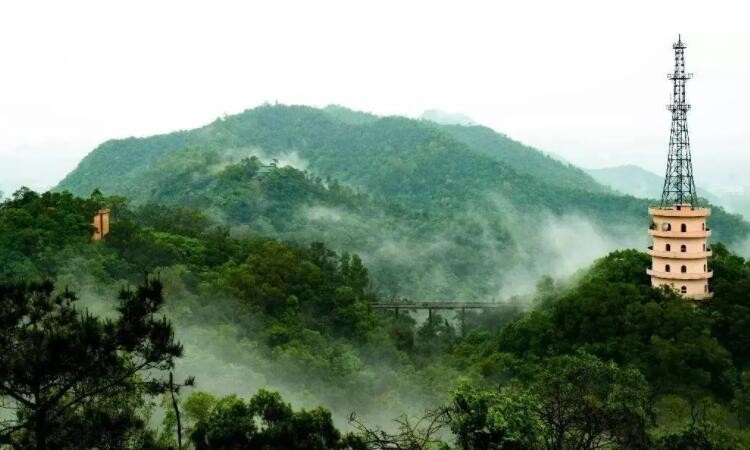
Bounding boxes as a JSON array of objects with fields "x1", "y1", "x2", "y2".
[
  {"x1": 0, "y1": 188, "x2": 428, "y2": 428},
  {"x1": 0, "y1": 279, "x2": 180, "y2": 450},
  {"x1": 4, "y1": 185, "x2": 750, "y2": 448},
  {"x1": 185, "y1": 390, "x2": 366, "y2": 450},
  {"x1": 449, "y1": 353, "x2": 650, "y2": 450},
  {"x1": 496, "y1": 250, "x2": 733, "y2": 398},
  {"x1": 0, "y1": 189, "x2": 100, "y2": 279},
  {"x1": 434, "y1": 122, "x2": 606, "y2": 194}
]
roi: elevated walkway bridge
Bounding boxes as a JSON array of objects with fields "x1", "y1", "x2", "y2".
[{"x1": 370, "y1": 300, "x2": 521, "y2": 332}]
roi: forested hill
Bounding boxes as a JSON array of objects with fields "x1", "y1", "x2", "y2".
[
  {"x1": 57, "y1": 104, "x2": 750, "y2": 298},
  {"x1": 433, "y1": 122, "x2": 606, "y2": 194},
  {"x1": 59, "y1": 104, "x2": 604, "y2": 207},
  {"x1": 5, "y1": 189, "x2": 750, "y2": 447}
]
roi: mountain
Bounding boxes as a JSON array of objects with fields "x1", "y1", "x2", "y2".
[
  {"x1": 719, "y1": 191, "x2": 750, "y2": 221},
  {"x1": 57, "y1": 104, "x2": 750, "y2": 298},
  {"x1": 321, "y1": 106, "x2": 605, "y2": 195},
  {"x1": 586, "y1": 164, "x2": 722, "y2": 205},
  {"x1": 586, "y1": 165, "x2": 663, "y2": 199},
  {"x1": 435, "y1": 123, "x2": 608, "y2": 194},
  {"x1": 420, "y1": 109, "x2": 477, "y2": 126},
  {"x1": 59, "y1": 105, "x2": 611, "y2": 207}
]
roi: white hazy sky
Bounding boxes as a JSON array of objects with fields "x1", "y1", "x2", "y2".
[{"x1": 2, "y1": 0, "x2": 750, "y2": 195}]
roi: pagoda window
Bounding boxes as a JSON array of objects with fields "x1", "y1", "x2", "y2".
[
  {"x1": 680, "y1": 244, "x2": 687, "y2": 252},
  {"x1": 681, "y1": 286, "x2": 687, "y2": 294},
  {"x1": 681, "y1": 223, "x2": 687, "y2": 232},
  {"x1": 666, "y1": 243, "x2": 671, "y2": 251},
  {"x1": 681, "y1": 265, "x2": 687, "y2": 273},
  {"x1": 665, "y1": 264, "x2": 671, "y2": 272}
]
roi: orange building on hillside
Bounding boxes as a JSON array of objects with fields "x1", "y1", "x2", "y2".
[{"x1": 91, "y1": 208, "x2": 110, "y2": 241}]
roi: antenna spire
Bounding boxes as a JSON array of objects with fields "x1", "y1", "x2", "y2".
[{"x1": 660, "y1": 34, "x2": 698, "y2": 207}]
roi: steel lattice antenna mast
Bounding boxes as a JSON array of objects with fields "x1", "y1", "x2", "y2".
[{"x1": 660, "y1": 34, "x2": 699, "y2": 208}]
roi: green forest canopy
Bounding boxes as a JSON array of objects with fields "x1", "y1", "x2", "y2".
[{"x1": 3, "y1": 188, "x2": 750, "y2": 448}]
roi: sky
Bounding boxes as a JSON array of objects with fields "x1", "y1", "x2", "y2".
[{"x1": 2, "y1": 0, "x2": 750, "y2": 195}]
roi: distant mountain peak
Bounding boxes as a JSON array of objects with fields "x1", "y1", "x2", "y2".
[
  {"x1": 585, "y1": 164, "x2": 721, "y2": 204},
  {"x1": 420, "y1": 109, "x2": 477, "y2": 126}
]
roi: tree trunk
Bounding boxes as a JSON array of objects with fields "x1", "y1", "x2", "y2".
[
  {"x1": 35, "y1": 411, "x2": 47, "y2": 450},
  {"x1": 170, "y1": 372, "x2": 183, "y2": 450}
]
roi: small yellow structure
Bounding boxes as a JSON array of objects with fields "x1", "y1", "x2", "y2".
[
  {"x1": 91, "y1": 208, "x2": 110, "y2": 241},
  {"x1": 647, "y1": 205, "x2": 712, "y2": 300}
]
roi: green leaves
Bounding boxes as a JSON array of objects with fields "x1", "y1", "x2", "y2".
[
  {"x1": 0, "y1": 278, "x2": 182, "y2": 449},
  {"x1": 190, "y1": 390, "x2": 362, "y2": 450},
  {"x1": 449, "y1": 353, "x2": 650, "y2": 450},
  {"x1": 497, "y1": 250, "x2": 733, "y2": 398},
  {"x1": 0, "y1": 189, "x2": 99, "y2": 279},
  {"x1": 451, "y1": 383, "x2": 541, "y2": 450}
]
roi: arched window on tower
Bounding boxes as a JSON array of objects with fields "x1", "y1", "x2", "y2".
[
  {"x1": 704, "y1": 264, "x2": 707, "y2": 272},
  {"x1": 666, "y1": 243, "x2": 671, "y2": 251},
  {"x1": 702, "y1": 222, "x2": 705, "y2": 230},
  {"x1": 681, "y1": 286, "x2": 687, "y2": 294},
  {"x1": 681, "y1": 265, "x2": 687, "y2": 273},
  {"x1": 680, "y1": 244, "x2": 687, "y2": 252},
  {"x1": 703, "y1": 243, "x2": 706, "y2": 251},
  {"x1": 665, "y1": 264, "x2": 671, "y2": 272},
  {"x1": 681, "y1": 223, "x2": 687, "y2": 232}
]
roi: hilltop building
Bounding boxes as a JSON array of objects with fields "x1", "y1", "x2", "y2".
[
  {"x1": 647, "y1": 36, "x2": 712, "y2": 300},
  {"x1": 254, "y1": 158, "x2": 279, "y2": 180}
]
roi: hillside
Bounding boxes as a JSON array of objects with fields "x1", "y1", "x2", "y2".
[
  {"x1": 5, "y1": 189, "x2": 750, "y2": 447},
  {"x1": 436, "y1": 123, "x2": 608, "y2": 194},
  {"x1": 58, "y1": 105, "x2": 610, "y2": 206},
  {"x1": 57, "y1": 105, "x2": 750, "y2": 298}
]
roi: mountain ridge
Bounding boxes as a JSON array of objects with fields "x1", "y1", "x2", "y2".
[{"x1": 586, "y1": 164, "x2": 722, "y2": 205}]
